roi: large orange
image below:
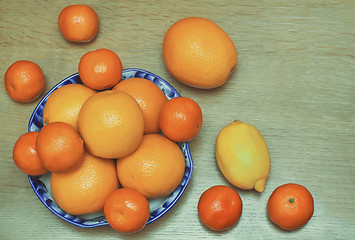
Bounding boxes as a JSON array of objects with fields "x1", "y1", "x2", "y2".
[
  {"x1": 12, "y1": 131, "x2": 48, "y2": 176},
  {"x1": 51, "y1": 151, "x2": 119, "y2": 215},
  {"x1": 42, "y1": 84, "x2": 96, "y2": 131},
  {"x1": 36, "y1": 122, "x2": 84, "y2": 173},
  {"x1": 77, "y1": 90, "x2": 144, "y2": 159},
  {"x1": 104, "y1": 188, "x2": 150, "y2": 233},
  {"x1": 116, "y1": 134, "x2": 185, "y2": 199},
  {"x1": 4, "y1": 60, "x2": 45, "y2": 102},
  {"x1": 58, "y1": 4, "x2": 99, "y2": 43},
  {"x1": 268, "y1": 183, "x2": 314, "y2": 230},
  {"x1": 198, "y1": 185, "x2": 243, "y2": 231},
  {"x1": 159, "y1": 97, "x2": 203, "y2": 142},
  {"x1": 113, "y1": 78, "x2": 167, "y2": 134},
  {"x1": 163, "y1": 17, "x2": 238, "y2": 89},
  {"x1": 78, "y1": 48, "x2": 123, "y2": 90}
]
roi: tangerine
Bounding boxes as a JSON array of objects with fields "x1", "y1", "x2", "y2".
[
  {"x1": 159, "y1": 97, "x2": 202, "y2": 142},
  {"x1": 58, "y1": 4, "x2": 99, "y2": 43},
  {"x1": 198, "y1": 185, "x2": 243, "y2": 231},
  {"x1": 12, "y1": 131, "x2": 48, "y2": 176},
  {"x1": 4, "y1": 60, "x2": 45, "y2": 102},
  {"x1": 36, "y1": 122, "x2": 84, "y2": 173},
  {"x1": 104, "y1": 188, "x2": 150, "y2": 233},
  {"x1": 78, "y1": 48, "x2": 123, "y2": 90},
  {"x1": 267, "y1": 183, "x2": 314, "y2": 230}
]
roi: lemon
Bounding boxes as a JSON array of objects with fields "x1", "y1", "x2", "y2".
[{"x1": 215, "y1": 121, "x2": 270, "y2": 192}]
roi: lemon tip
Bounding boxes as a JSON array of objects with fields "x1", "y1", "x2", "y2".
[{"x1": 254, "y1": 179, "x2": 266, "y2": 192}]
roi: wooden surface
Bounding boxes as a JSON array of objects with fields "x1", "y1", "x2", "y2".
[{"x1": 1, "y1": 0, "x2": 354, "y2": 239}]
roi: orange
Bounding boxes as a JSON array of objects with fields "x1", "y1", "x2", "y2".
[
  {"x1": 104, "y1": 188, "x2": 150, "y2": 233},
  {"x1": 12, "y1": 131, "x2": 48, "y2": 176},
  {"x1": 4, "y1": 60, "x2": 45, "y2": 102},
  {"x1": 113, "y1": 78, "x2": 167, "y2": 134},
  {"x1": 51, "y1": 151, "x2": 119, "y2": 215},
  {"x1": 78, "y1": 48, "x2": 123, "y2": 90},
  {"x1": 77, "y1": 90, "x2": 144, "y2": 159},
  {"x1": 42, "y1": 84, "x2": 96, "y2": 131},
  {"x1": 268, "y1": 183, "x2": 314, "y2": 230},
  {"x1": 58, "y1": 4, "x2": 99, "y2": 43},
  {"x1": 116, "y1": 134, "x2": 185, "y2": 199},
  {"x1": 163, "y1": 17, "x2": 238, "y2": 89},
  {"x1": 36, "y1": 122, "x2": 84, "y2": 173},
  {"x1": 198, "y1": 185, "x2": 243, "y2": 231},
  {"x1": 159, "y1": 97, "x2": 202, "y2": 142}
]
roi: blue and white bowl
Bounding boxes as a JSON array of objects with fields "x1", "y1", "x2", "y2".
[{"x1": 28, "y1": 68, "x2": 193, "y2": 228}]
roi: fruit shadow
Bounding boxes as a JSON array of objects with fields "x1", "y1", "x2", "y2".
[
  {"x1": 212, "y1": 154, "x2": 263, "y2": 199},
  {"x1": 107, "y1": 169, "x2": 195, "y2": 236},
  {"x1": 197, "y1": 218, "x2": 239, "y2": 235},
  {"x1": 146, "y1": 175, "x2": 195, "y2": 232},
  {"x1": 160, "y1": 63, "x2": 240, "y2": 97},
  {"x1": 70, "y1": 183, "x2": 194, "y2": 239},
  {"x1": 264, "y1": 206, "x2": 309, "y2": 234},
  {"x1": 60, "y1": 28, "x2": 100, "y2": 47},
  {"x1": 210, "y1": 157, "x2": 311, "y2": 234}
]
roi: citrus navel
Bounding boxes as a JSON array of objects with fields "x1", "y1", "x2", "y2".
[
  {"x1": 77, "y1": 90, "x2": 144, "y2": 159},
  {"x1": 116, "y1": 134, "x2": 185, "y2": 199},
  {"x1": 163, "y1": 17, "x2": 238, "y2": 89},
  {"x1": 42, "y1": 84, "x2": 96, "y2": 131},
  {"x1": 51, "y1": 151, "x2": 119, "y2": 215},
  {"x1": 113, "y1": 77, "x2": 167, "y2": 134}
]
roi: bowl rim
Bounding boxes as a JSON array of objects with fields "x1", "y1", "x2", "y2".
[{"x1": 27, "y1": 68, "x2": 193, "y2": 228}]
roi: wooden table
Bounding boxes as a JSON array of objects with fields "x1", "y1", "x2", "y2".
[{"x1": 1, "y1": 1, "x2": 354, "y2": 239}]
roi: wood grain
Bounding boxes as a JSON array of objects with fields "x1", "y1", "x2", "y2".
[{"x1": 1, "y1": 0, "x2": 354, "y2": 239}]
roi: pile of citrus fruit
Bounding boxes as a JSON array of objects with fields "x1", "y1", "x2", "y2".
[
  {"x1": 5, "y1": 4, "x2": 314, "y2": 234},
  {"x1": 10, "y1": 45, "x2": 200, "y2": 233}
]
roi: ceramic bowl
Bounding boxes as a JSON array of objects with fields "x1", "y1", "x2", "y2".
[{"x1": 28, "y1": 68, "x2": 193, "y2": 228}]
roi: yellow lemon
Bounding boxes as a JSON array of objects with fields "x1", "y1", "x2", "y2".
[{"x1": 215, "y1": 121, "x2": 270, "y2": 192}]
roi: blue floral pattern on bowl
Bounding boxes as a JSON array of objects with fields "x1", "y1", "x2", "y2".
[{"x1": 28, "y1": 68, "x2": 193, "y2": 228}]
